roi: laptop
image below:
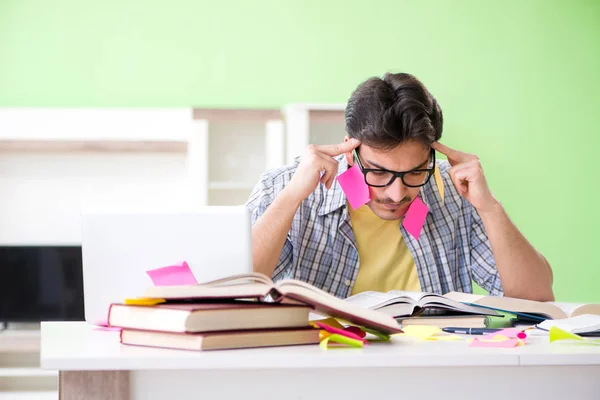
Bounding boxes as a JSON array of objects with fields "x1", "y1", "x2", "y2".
[{"x1": 80, "y1": 205, "x2": 253, "y2": 325}]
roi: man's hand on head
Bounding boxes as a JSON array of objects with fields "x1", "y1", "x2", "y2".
[
  {"x1": 285, "y1": 138, "x2": 361, "y2": 204},
  {"x1": 431, "y1": 141, "x2": 501, "y2": 214}
]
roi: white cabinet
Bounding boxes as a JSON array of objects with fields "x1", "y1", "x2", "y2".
[
  {"x1": 0, "y1": 108, "x2": 287, "y2": 244},
  {"x1": 281, "y1": 103, "x2": 347, "y2": 163},
  {"x1": 192, "y1": 109, "x2": 285, "y2": 206},
  {"x1": 0, "y1": 327, "x2": 58, "y2": 397},
  {"x1": 0, "y1": 108, "x2": 197, "y2": 245}
]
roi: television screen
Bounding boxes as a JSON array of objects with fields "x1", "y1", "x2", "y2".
[{"x1": 0, "y1": 246, "x2": 84, "y2": 322}]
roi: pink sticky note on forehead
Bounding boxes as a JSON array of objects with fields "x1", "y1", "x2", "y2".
[
  {"x1": 402, "y1": 197, "x2": 428, "y2": 239},
  {"x1": 337, "y1": 164, "x2": 371, "y2": 209},
  {"x1": 146, "y1": 261, "x2": 198, "y2": 286}
]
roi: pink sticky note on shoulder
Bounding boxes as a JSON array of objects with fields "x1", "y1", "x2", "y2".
[
  {"x1": 402, "y1": 197, "x2": 428, "y2": 239},
  {"x1": 336, "y1": 164, "x2": 371, "y2": 209},
  {"x1": 146, "y1": 261, "x2": 198, "y2": 286}
]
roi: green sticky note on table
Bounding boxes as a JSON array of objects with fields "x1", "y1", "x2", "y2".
[
  {"x1": 550, "y1": 326, "x2": 600, "y2": 345},
  {"x1": 320, "y1": 334, "x2": 364, "y2": 349}
]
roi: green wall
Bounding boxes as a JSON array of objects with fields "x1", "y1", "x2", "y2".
[{"x1": 1, "y1": 0, "x2": 599, "y2": 302}]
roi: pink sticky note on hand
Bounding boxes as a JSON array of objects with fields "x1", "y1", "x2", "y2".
[
  {"x1": 402, "y1": 197, "x2": 428, "y2": 239},
  {"x1": 146, "y1": 261, "x2": 198, "y2": 286},
  {"x1": 337, "y1": 164, "x2": 371, "y2": 210}
]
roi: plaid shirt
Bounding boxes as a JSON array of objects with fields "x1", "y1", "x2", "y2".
[{"x1": 245, "y1": 155, "x2": 503, "y2": 299}]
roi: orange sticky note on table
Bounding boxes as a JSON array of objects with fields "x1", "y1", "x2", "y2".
[
  {"x1": 337, "y1": 164, "x2": 371, "y2": 210},
  {"x1": 146, "y1": 261, "x2": 198, "y2": 286},
  {"x1": 402, "y1": 197, "x2": 428, "y2": 239}
]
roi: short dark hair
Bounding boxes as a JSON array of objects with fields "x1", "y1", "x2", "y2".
[{"x1": 345, "y1": 72, "x2": 443, "y2": 149}]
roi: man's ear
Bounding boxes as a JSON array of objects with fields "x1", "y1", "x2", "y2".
[{"x1": 344, "y1": 135, "x2": 354, "y2": 166}]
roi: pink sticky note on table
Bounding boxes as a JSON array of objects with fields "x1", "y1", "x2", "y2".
[
  {"x1": 469, "y1": 338, "x2": 521, "y2": 348},
  {"x1": 94, "y1": 326, "x2": 122, "y2": 332},
  {"x1": 337, "y1": 164, "x2": 371, "y2": 210},
  {"x1": 146, "y1": 261, "x2": 198, "y2": 286},
  {"x1": 402, "y1": 197, "x2": 428, "y2": 239},
  {"x1": 314, "y1": 322, "x2": 368, "y2": 343},
  {"x1": 92, "y1": 319, "x2": 121, "y2": 332},
  {"x1": 483, "y1": 328, "x2": 522, "y2": 339}
]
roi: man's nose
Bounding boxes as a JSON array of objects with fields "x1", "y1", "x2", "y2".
[{"x1": 384, "y1": 176, "x2": 409, "y2": 203}]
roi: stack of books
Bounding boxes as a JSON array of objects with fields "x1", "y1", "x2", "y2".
[
  {"x1": 108, "y1": 300, "x2": 320, "y2": 351},
  {"x1": 108, "y1": 272, "x2": 403, "y2": 351}
]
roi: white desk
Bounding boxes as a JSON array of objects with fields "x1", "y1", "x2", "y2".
[{"x1": 41, "y1": 322, "x2": 600, "y2": 400}]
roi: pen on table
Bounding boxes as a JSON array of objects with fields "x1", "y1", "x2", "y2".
[{"x1": 441, "y1": 327, "x2": 502, "y2": 335}]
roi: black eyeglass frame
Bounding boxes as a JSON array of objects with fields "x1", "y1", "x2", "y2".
[{"x1": 352, "y1": 148, "x2": 436, "y2": 188}]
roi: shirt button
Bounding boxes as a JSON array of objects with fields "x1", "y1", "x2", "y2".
[{"x1": 345, "y1": 279, "x2": 351, "y2": 286}]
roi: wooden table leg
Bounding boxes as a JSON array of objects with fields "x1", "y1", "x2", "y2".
[{"x1": 59, "y1": 370, "x2": 129, "y2": 400}]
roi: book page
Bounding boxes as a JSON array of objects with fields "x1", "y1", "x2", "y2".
[
  {"x1": 387, "y1": 290, "x2": 429, "y2": 302},
  {"x1": 273, "y1": 280, "x2": 403, "y2": 334},
  {"x1": 143, "y1": 282, "x2": 272, "y2": 300},
  {"x1": 547, "y1": 302, "x2": 588, "y2": 317},
  {"x1": 537, "y1": 314, "x2": 600, "y2": 334},
  {"x1": 344, "y1": 291, "x2": 408, "y2": 309},
  {"x1": 446, "y1": 292, "x2": 565, "y2": 319},
  {"x1": 198, "y1": 272, "x2": 273, "y2": 287},
  {"x1": 443, "y1": 291, "x2": 486, "y2": 303}
]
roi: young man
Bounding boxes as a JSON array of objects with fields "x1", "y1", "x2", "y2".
[{"x1": 246, "y1": 72, "x2": 554, "y2": 302}]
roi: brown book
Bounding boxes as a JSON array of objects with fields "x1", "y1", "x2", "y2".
[
  {"x1": 141, "y1": 273, "x2": 403, "y2": 334},
  {"x1": 120, "y1": 327, "x2": 320, "y2": 351},
  {"x1": 108, "y1": 301, "x2": 311, "y2": 333},
  {"x1": 444, "y1": 291, "x2": 600, "y2": 320}
]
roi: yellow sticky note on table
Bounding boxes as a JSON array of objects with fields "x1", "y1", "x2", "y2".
[
  {"x1": 549, "y1": 326, "x2": 600, "y2": 345},
  {"x1": 124, "y1": 298, "x2": 166, "y2": 306},
  {"x1": 433, "y1": 166, "x2": 444, "y2": 203},
  {"x1": 399, "y1": 325, "x2": 462, "y2": 341},
  {"x1": 401, "y1": 325, "x2": 441, "y2": 339},
  {"x1": 549, "y1": 326, "x2": 584, "y2": 342},
  {"x1": 320, "y1": 334, "x2": 364, "y2": 349},
  {"x1": 428, "y1": 334, "x2": 462, "y2": 341}
]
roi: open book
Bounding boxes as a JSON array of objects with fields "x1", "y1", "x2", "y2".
[
  {"x1": 536, "y1": 314, "x2": 600, "y2": 336},
  {"x1": 344, "y1": 290, "x2": 501, "y2": 319},
  {"x1": 444, "y1": 292, "x2": 600, "y2": 320},
  {"x1": 141, "y1": 273, "x2": 403, "y2": 335}
]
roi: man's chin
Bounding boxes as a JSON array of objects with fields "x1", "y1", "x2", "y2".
[{"x1": 368, "y1": 203, "x2": 410, "y2": 221}]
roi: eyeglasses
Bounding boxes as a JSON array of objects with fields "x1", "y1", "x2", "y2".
[{"x1": 353, "y1": 148, "x2": 436, "y2": 188}]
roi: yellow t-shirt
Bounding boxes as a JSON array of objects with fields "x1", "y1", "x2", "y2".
[{"x1": 348, "y1": 203, "x2": 422, "y2": 295}]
